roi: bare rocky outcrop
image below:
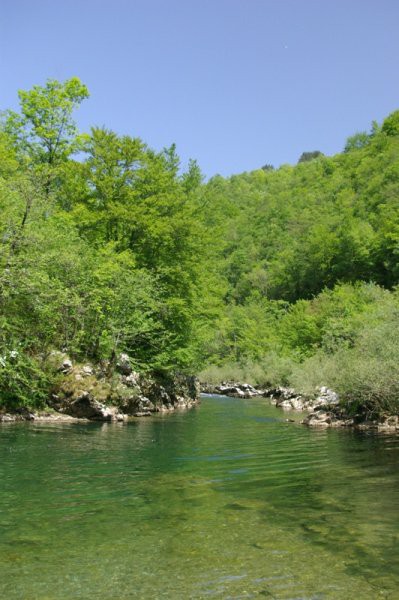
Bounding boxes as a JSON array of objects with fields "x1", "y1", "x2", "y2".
[
  {"x1": 374, "y1": 415, "x2": 399, "y2": 432},
  {"x1": 0, "y1": 407, "x2": 81, "y2": 423},
  {"x1": 64, "y1": 392, "x2": 125, "y2": 421},
  {"x1": 201, "y1": 381, "x2": 263, "y2": 398},
  {"x1": 0, "y1": 353, "x2": 200, "y2": 423},
  {"x1": 266, "y1": 385, "x2": 399, "y2": 431},
  {"x1": 266, "y1": 385, "x2": 340, "y2": 411},
  {"x1": 201, "y1": 379, "x2": 399, "y2": 432},
  {"x1": 202, "y1": 381, "x2": 339, "y2": 411},
  {"x1": 139, "y1": 373, "x2": 200, "y2": 413},
  {"x1": 51, "y1": 357, "x2": 200, "y2": 421},
  {"x1": 116, "y1": 353, "x2": 133, "y2": 376},
  {"x1": 301, "y1": 410, "x2": 354, "y2": 428},
  {"x1": 302, "y1": 408, "x2": 399, "y2": 432},
  {"x1": 266, "y1": 386, "x2": 306, "y2": 410}
]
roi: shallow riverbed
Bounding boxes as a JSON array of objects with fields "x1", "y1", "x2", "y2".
[{"x1": 1, "y1": 394, "x2": 398, "y2": 598}]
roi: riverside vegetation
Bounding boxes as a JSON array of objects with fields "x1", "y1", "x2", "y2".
[{"x1": 0, "y1": 78, "x2": 398, "y2": 423}]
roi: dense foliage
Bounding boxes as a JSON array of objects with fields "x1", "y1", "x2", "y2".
[
  {"x1": 198, "y1": 113, "x2": 399, "y2": 416},
  {"x1": 1, "y1": 78, "x2": 398, "y2": 415},
  {"x1": 0, "y1": 79, "x2": 208, "y2": 406}
]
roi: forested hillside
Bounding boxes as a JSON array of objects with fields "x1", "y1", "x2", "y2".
[
  {"x1": 1, "y1": 78, "x2": 398, "y2": 415},
  {"x1": 199, "y1": 112, "x2": 399, "y2": 416}
]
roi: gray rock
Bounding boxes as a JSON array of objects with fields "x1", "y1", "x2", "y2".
[
  {"x1": 2, "y1": 356, "x2": 200, "y2": 422},
  {"x1": 0, "y1": 411, "x2": 81, "y2": 423},
  {"x1": 66, "y1": 392, "x2": 122, "y2": 421},
  {"x1": 302, "y1": 409, "x2": 351, "y2": 428},
  {"x1": 134, "y1": 395, "x2": 153, "y2": 416},
  {"x1": 266, "y1": 387, "x2": 308, "y2": 410},
  {"x1": 377, "y1": 415, "x2": 399, "y2": 432},
  {"x1": 290, "y1": 397, "x2": 307, "y2": 410},
  {"x1": 211, "y1": 381, "x2": 264, "y2": 398},
  {"x1": 265, "y1": 385, "x2": 339, "y2": 412},
  {"x1": 116, "y1": 353, "x2": 132, "y2": 375},
  {"x1": 61, "y1": 359, "x2": 73, "y2": 373},
  {"x1": 82, "y1": 365, "x2": 94, "y2": 376},
  {"x1": 302, "y1": 410, "x2": 333, "y2": 427},
  {"x1": 314, "y1": 387, "x2": 339, "y2": 407},
  {"x1": 0, "y1": 413, "x2": 16, "y2": 422},
  {"x1": 278, "y1": 399, "x2": 294, "y2": 410},
  {"x1": 123, "y1": 372, "x2": 140, "y2": 387}
]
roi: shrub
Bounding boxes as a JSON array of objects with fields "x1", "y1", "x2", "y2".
[
  {"x1": 0, "y1": 347, "x2": 53, "y2": 409},
  {"x1": 290, "y1": 298, "x2": 399, "y2": 416}
]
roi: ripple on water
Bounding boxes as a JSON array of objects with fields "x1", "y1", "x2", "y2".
[{"x1": 0, "y1": 396, "x2": 398, "y2": 598}]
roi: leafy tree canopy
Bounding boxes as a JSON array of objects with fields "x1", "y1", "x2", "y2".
[
  {"x1": 2, "y1": 77, "x2": 89, "y2": 166},
  {"x1": 297, "y1": 150, "x2": 324, "y2": 163}
]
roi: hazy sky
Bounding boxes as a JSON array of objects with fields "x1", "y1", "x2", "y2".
[{"x1": 1, "y1": 0, "x2": 398, "y2": 177}]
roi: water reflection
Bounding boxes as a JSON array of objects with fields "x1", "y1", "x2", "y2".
[{"x1": 0, "y1": 396, "x2": 398, "y2": 598}]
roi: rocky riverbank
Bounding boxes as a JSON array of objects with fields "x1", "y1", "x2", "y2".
[
  {"x1": 201, "y1": 381, "x2": 338, "y2": 410},
  {"x1": 301, "y1": 409, "x2": 399, "y2": 432},
  {"x1": 201, "y1": 381, "x2": 399, "y2": 433},
  {"x1": 0, "y1": 352, "x2": 200, "y2": 423}
]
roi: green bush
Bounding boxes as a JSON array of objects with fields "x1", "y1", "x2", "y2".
[
  {"x1": 0, "y1": 347, "x2": 53, "y2": 409},
  {"x1": 290, "y1": 293, "x2": 399, "y2": 416},
  {"x1": 199, "y1": 353, "x2": 296, "y2": 388}
]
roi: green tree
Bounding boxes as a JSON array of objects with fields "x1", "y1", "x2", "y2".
[
  {"x1": 344, "y1": 131, "x2": 370, "y2": 152},
  {"x1": 381, "y1": 110, "x2": 399, "y2": 137},
  {"x1": 2, "y1": 77, "x2": 89, "y2": 166},
  {"x1": 297, "y1": 150, "x2": 324, "y2": 163}
]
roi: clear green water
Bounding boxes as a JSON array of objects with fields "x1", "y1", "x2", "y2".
[{"x1": 1, "y1": 395, "x2": 399, "y2": 599}]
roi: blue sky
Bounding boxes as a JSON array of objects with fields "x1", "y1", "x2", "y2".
[{"x1": 1, "y1": 0, "x2": 398, "y2": 177}]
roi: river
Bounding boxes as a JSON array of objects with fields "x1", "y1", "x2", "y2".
[{"x1": 1, "y1": 394, "x2": 398, "y2": 598}]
